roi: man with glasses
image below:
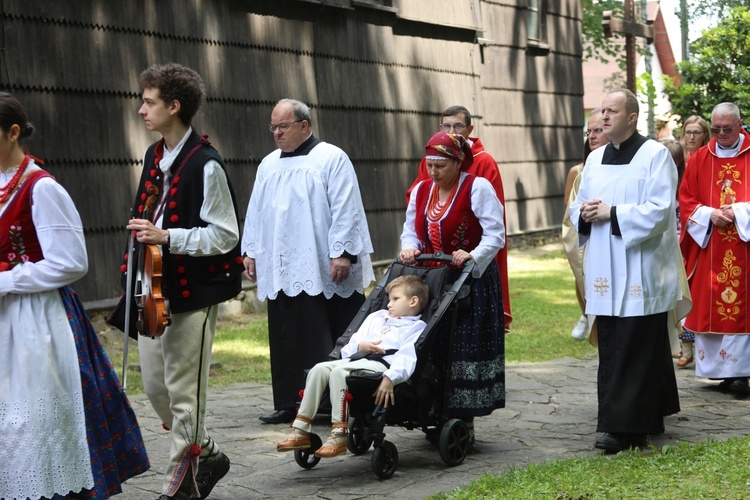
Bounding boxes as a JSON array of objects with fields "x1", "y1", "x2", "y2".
[
  {"x1": 679, "y1": 102, "x2": 750, "y2": 395},
  {"x1": 242, "y1": 98, "x2": 375, "y2": 424},
  {"x1": 405, "y1": 105, "x2": 512, "y2": 331}
]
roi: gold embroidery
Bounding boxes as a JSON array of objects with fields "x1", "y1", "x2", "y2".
[
  {"x1": 594, "y1": 277, "x2": 610, "y2": 297},
  {"x1": 716, "y1": 162, "x2": 741, "y2": 187},
  {"x1": 629, "y1": 284, "x2": 642, "y2": 298},
  {"x1": 716, "y1": 300, "x2": 741, "y2": 322},
  {"x1": 721, "y1": 286, "x2": 738, "y2": 304},
  {"x1": 716, "y1": 250, "x2": 741, "y2": 288},
  {"x1": 718, "y1": 226, "x2": 739, "y2": 243},
  {"x1": 716, "y1": 249, "x2": 742, "y2": 321}
]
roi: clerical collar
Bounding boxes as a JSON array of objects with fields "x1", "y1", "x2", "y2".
[
  {"x1": 715, "y1": 135, "x2": 743, "y2": 158},
  {"x1": 280, "y1": 133, "x2": 320, "y2": 158},
  {"x1": 601, "y1": 131, "x2": 647, "y2": 165}
]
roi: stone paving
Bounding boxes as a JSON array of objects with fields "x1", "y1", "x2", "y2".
[{"x1": 117, "y1": 357, "x2": 750, "y2": 499}]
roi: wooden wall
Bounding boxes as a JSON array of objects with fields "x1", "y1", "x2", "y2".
[{"x1": 0, "y1": 0, "x2": 583, "y2": 303}]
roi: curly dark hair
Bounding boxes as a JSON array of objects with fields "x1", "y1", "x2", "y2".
[{"x1": 139, "y1": 63, "x2": 206, "y2": 126}]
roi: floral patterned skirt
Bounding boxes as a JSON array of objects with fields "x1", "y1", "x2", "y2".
[
  {"x1": 431, "y1": 259, "x2": 505, "y2": 418},
  {"x1": 55, "y1": 287, "x2": 149, "y2": 499}
]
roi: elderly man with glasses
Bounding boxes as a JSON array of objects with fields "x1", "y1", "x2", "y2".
[
  {"x1": 405, "y1": 105, "x2": 512, "y2": 332},
  {"x1": 242, "y1": 98, "x2": 375, "y2": 424},
  {"x1": 679, "y1": 102, "x2": 750, "y2": 395}
]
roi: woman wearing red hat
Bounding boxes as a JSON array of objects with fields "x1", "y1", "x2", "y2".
[{"x1": 400, "y1": 132, "x2": 506, "y2": 433}]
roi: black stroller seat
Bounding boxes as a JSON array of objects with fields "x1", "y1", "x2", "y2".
[{"x1": 290, "y1": 253, "x2": 475, "y2": 479}]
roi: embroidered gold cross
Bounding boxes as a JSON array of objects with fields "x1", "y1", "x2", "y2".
[{"x1": 594, "y1": 277, "x2": 610, "y2": 296}]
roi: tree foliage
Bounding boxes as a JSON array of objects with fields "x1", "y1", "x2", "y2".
[
  {"x1": 581, "y1": 0, "x2": 623, "y2": 63},
  {"x1": 663, "y1": 7, "x2": 750, "y2": 123}
]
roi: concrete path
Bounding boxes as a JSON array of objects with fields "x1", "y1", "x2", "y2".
[{"x1": 117, "y1": 357, "x2": 750, "y2": 499}]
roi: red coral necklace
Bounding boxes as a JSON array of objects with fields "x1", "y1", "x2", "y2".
[
  {"x1": 426, "y1": 180, "x2": 459, "y2": 222},
  {"x1": 0, "y1": 155, "x2": 31, "y2": 204}
]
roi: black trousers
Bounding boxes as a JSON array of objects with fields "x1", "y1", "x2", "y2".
[
  {"x1": 596, "y1": 312, "x2": 680, "y2": 434},
  {"x1": 267, "y1": 291, "x2": 365, "y2": 410}
]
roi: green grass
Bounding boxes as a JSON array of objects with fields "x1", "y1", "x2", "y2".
[
  {"x1": 432, "y1": 437, "x2": 750, "y2": 499},
  {"x1": 505, "y1": 249, "x2": 596, "y2": 362}
]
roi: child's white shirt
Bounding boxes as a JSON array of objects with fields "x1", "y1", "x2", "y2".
[{"x1": 340, "y1": 309, "x2": 426, "y2": 385}]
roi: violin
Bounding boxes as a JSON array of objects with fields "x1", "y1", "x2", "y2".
[{"x1": 135, "y1": 184, "x2": 171, "y2": 337}]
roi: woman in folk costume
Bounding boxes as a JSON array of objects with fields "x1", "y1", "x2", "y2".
[
  {"x1": 0, "y1": 93, "x2": 149, "y2": 499},
  {"x1": 400, "y1": 132, "x2": 506, "y2": 435}
]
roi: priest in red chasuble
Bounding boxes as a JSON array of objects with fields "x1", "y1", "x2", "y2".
[{"x1": 679, "y1": 102, "x2": 750, "y2": 394}]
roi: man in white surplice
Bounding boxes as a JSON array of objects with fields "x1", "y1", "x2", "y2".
[
  {"x1": 569, "y1": 89, "x2": 691, "y2": 454},
  {"x1": 242, "y1": 99, "x2": 375, "y2": 424}
]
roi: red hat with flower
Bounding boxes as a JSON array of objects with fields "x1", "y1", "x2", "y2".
[{"x1": 424, "y1": 132, "x2": 474, "y2": 171}]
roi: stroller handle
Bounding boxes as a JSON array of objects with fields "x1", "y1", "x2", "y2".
[{"x1": 415, "y1": 251, "x2": 476, "y2": 275}]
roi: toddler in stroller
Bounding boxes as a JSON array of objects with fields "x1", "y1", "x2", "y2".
[{"x1": 276, "y1": 275, "x2": 429, "y2": 459}]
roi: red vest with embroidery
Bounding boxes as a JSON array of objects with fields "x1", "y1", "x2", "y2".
[
  {"x1": 0, "y1": 170, "x2": 50, "y2": 269},
  {"x1": 413, "y1": 175, "x2": 482, "y2": 258}
]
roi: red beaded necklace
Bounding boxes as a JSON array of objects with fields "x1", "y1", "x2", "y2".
[
  {"x1": 426, "y1": 179, "x2": 460, "y2": 222},
  {"x1": 0, "y1": 154, "x2": 31, "y2": 205}
]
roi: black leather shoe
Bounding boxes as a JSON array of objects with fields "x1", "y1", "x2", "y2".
[
  {"x1": 730, "y1": 377, "x2": 749, "y2": 395},
  {"x1": 594, "y1": 433, "x2": 646, "y2": 454},
  {"x1": 196, "y1": 451, "x2": 231, "y2": 499},
  {"x1": 259, "y1": 409, "x2": 296, "y2": 424}
]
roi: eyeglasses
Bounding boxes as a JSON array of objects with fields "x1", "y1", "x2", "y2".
[
  {"x1": 440, "y1": 123, "x2": 467, "y2": 132},
  {"x1": 268, "y1": 120, "x2": 302, "y2": 133},
  {"x1": 683, "y1": 130, "x2": 704, "y2": 137},
  {"x1": 710, "y1": 126, "x2": 735, "y2": 134},
  {"x1": 585, "y1": 128, "x2": 603, "y2": 137}
]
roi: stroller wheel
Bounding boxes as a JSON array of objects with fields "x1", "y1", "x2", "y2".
[
  {"x1": 371, "y1": 440, "x2": 398, "y2": 479},
  {"x1": 439, "y1": 419, "x2": 470, "y2": 467},
  {"x1": 347, "y1": 417, "x2": 373, "y2": 455},
  {"x1": 294, "y1": 433, "x2": 323, "y2": 469}
]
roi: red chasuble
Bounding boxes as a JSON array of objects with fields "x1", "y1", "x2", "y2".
[{"x1": 679, "y1": 130, "x2": 750, "y2": 334}]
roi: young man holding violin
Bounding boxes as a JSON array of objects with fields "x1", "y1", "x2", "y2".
[{"x1": 122, "y1": 63, "x2": 243, "y2": 500}]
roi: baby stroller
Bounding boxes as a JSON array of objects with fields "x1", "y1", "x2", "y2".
[{"x1": 292, "y1": 252, "x2": 475, "y2": 479}]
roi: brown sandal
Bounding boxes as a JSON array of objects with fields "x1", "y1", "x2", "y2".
[{"x1": 676, "y1": 354, "x2": 694, "y2": 368}]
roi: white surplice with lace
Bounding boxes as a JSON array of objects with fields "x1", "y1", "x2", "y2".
[{"x1": 242, "y1": 141, "x2": 375, "y2": 300}]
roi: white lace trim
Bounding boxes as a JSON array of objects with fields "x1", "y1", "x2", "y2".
[{"x1": 0, "y1": 393, "x2": 94, "y2": 499}]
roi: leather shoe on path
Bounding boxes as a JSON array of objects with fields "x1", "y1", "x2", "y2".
[
  {"x1": 594, "y1": 433, "x2": 646, "y2": 454},
  {"x1": 259, "y1": 408, "x2": 296, "y2": 424},
  {"x1": 315, "y1": 436, "x2": 347, "y2": 458},
  {"x1": 196, "y1": 451, "x2": 231, "y2": 499},
  {"x1": 277, "y1": 429, "x2": 312, "y2": 451}
]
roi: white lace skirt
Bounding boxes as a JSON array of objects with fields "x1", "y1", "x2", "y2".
[
  {"x1": 0, "y1": 290, "x2": 94, "y2": 499},
  {"x1": 695, "y1": 333, "x2": 750, "y2": 379}
]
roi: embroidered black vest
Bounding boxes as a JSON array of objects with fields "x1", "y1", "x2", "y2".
[{"x1": 121, "y1": 131, "x2": 243, "y2": 313}]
